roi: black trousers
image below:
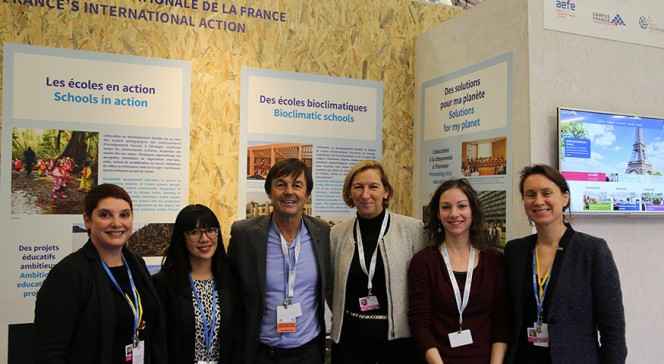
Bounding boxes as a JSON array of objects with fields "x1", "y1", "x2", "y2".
[
  {"x1": 331, "y1": 339, "x2": 418, "y2": 364},
  {"x1": 255, "y1": 338, "x2": 324, "y2": 364}
]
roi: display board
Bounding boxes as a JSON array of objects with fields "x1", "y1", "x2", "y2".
[
  {"x1": 239, "y1": 68, "x2": 384, "y2": 225},
  {"x1": 0, "y1": 44, "x2": 191, "y2": 360},
  {"x1": 558, "y1": 107, "x2": 664, "y2": 214},
  {"x1": 417, "y1": 53, "x2": 514, "y2": 248}
]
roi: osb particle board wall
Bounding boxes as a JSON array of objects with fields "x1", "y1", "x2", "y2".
[{"x1": 0, "y1": 1, "x2": 459, "y2": 242}]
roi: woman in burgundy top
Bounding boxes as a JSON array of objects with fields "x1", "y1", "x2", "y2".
[{"x1": 408, "y1": 178, "x2": 511, "y2": 364}]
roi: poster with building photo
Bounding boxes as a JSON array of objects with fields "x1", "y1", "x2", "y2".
[{"x1": 240, "y1": 68, "x2": 383, "y2": 227}]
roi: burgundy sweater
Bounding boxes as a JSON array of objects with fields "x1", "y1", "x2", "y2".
[{"x1": 408, "y1": 246, "x2": 511, "y2": 364}]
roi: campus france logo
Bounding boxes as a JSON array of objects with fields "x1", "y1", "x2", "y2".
[
  {"x1": 592, "y1": 12, "x2": 625, "y2": 27},
  {"x1": 611, "y1": 14, "x2": 626, "y2": 26}
]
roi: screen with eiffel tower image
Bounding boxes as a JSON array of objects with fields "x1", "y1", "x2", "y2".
[{"x1": 558, "y1": 107, "x2": 664, "y2": 215}]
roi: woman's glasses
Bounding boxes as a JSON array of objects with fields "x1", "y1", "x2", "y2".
[{"x1": 185, "y1": 227, "x2": 219, "y2": 242}]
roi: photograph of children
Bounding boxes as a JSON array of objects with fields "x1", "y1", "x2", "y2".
[{"x1": 11, "y1": 128, "x2": 99, "y2": 215}]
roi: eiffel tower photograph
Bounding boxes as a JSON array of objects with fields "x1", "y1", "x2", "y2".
[
  {"x1": 625, "y1": 127, "x2": 654, "y2": 175},
  {"x1": 560, "y1": 115, "x2": 664, "y2": 178}
]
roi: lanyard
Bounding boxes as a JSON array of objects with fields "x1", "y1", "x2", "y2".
[
  {"x1": 532, "y1": 245, "x2": 557, "y2": 326},
  {"x1": 101, "y1": 254, "x2": 143, "y2": 345},
  {"x1": 273, "y1": 220, "x2": 303, "y2": 307},
  {"x1": 189, "y1": 274, "x2": 218, "y2": 359},
  {"x1": 355, "y1": 210, "x2": 390, "y2": 296},
  {"x1": 441, "y1": 243, "x2": 475, "y2": 330}
]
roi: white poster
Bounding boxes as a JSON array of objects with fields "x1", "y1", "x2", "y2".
[
  {"x1": 543, "y1": 0, "x2": 664, "y2": 49},
  {"x1": 240, "y1": 68, "x2": 383, "y2": 226},
  {"x1": 418, "y1": 53, "x2": 513, "y2": 249},
  {"x1": 0, "y1": 44, "x2": 191, "y2": 357}
]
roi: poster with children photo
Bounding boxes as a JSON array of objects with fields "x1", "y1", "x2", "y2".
[{"x1": 10, "y1": 127, "x2": 99, "y2": 215}]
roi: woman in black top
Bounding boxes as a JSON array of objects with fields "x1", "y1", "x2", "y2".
[
  {"x1": 329, "y1": 160, "x2": 427, "y2": 364},
  {"x1": 33, "y1": 184, "x2": 166, "y2": 364},
  {"x1": 153, "y1": 204, "x2": 240, "y2": 364}
]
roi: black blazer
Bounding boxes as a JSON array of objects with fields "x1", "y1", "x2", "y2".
[
  {"x1": 32, "y1": 241, "x2": 167, "y2": 364},
  {"x1": 152, "y1": 266, "x2": 241, "y2": 364},
  {"x1": 228, "y1": 214, "x2": 332, "y2": 364},
  {"x1": 504, "y1": 227, "x2": 627, "y2": 364}
]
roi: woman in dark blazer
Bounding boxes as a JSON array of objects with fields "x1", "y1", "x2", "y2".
[
  {"x1": 153, "y1": 204, "x2": 240, "y2": 364},
  {"x1": 33, "y1": 184, "x2": 166, "y2": 364},
  {"x1": 504, "y1": 164, "x2": 626, "y2": 364}
]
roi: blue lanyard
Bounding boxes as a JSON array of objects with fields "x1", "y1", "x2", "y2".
[
  {"x1": 273, "y1": 219, "x2": 303, "y2": 307},
  {"x1": 101, "y1": 254, "x2": 142, "y2": 344},
  {"x1": 189, "y1": 274, "x2": 218, "y2": 359},
  {"x1": 531, "y1": 245, "x2": 558, "y2": 326}
]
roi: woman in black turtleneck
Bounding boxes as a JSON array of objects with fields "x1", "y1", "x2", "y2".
[{"x1": 330, "y1": 160, "x2": 428, "y2": 364}]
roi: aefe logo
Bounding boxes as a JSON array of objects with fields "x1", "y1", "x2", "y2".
[{"x1": 556, "y1": 0, "x2": 576, "y2": 11}]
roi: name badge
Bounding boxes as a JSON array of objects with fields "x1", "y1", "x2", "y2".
[
  {"x1": 527, "y1": 322, "x2": 549, "y2": 347},
  {"x1": 277, "y1": 303, "x2": 302, "y2": 333},
  {"x1": 125, "y1": 340, "x2": 144, "y2": 364},
  {"x1": 448, "y1": 329, "x2": 473, "y2": 348},
  {"x1": 359, "y1": 295, "x2": 380, "y2": 311}
]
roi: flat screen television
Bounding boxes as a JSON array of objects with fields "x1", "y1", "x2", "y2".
[{"x1": 558, "y1": 107, "x2": 664, "y2": 215}]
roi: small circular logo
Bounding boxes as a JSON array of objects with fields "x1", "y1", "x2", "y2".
[{"x1": 639, "y1": 16, "x2": 651, "y2": 29}]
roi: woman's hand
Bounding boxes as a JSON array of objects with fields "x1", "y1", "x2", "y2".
[
  {"x1": 425, "y1": 347, "x2": 444, "y2": 364},
  {"x1": 489, "y1": 342, "x2": 507, "y2": 364}
]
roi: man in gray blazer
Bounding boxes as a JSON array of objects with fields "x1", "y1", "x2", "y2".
[{"x1": 228, "y1": 158, "x2": 332, "y2": 364}]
